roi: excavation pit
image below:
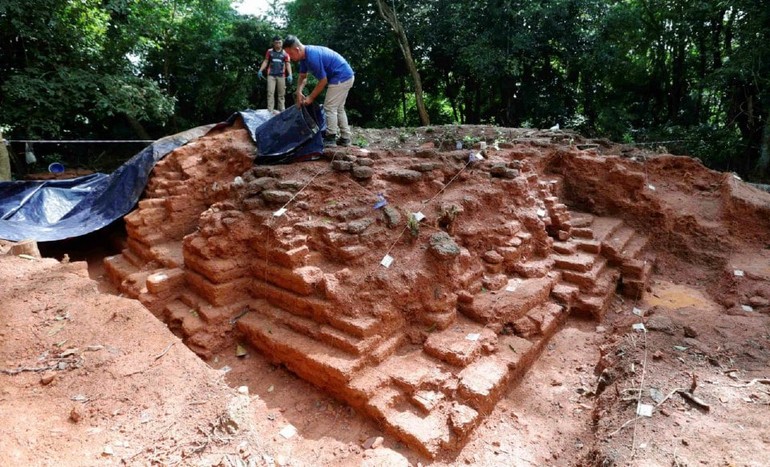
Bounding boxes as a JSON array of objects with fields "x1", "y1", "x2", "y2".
[{"x1": 94, "y1": 121, "x2": 770, "y2": 459}]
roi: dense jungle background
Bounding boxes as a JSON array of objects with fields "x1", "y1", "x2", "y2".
[{"x1": 1, "y1": 0, "x2": 768, "y2": 180}]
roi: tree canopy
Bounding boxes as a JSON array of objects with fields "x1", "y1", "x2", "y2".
[{"x1": 1, "y1": 0, "x2": 768, "y2": 179}]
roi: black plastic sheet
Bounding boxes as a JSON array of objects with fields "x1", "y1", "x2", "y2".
[{"x1": 0, "y1": 104, "x2": 326, "y2": 242}]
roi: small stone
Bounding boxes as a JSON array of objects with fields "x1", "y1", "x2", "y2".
[
  {"x1": 331, "y1": 160, "x2": 353, "y2": 172},
  {"x1": 40, "y1": 374, "x2": 55, "y2": 385},
  {"x1": 351, "y1": 165, "x2": 374, "y2": 180},
  {"x1": 428, "y1": 232, "x2": 461, "y2": 259},
  {"x1": 69, "y1": 407, "x2": 81, "y2": 423},
  {"x1": 683, "y1": 326, "x2": 698, "y2": 338},
  {"x1": 652, "y1": 351, "x2": 663, "y2": 360},
  {"x1": 749, "y1": 296, "x2": 769, "y2": 307},
  {"x1": 363, "y1": 436, "x2": 384, "y2": 450}
]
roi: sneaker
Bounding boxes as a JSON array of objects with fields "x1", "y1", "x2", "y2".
[
  {"x1": 337, "y1": 137, "x2": 352, "y2": 147},
  {"x1": 323, "y1": 134, "x2": 337, "y2": 147}
]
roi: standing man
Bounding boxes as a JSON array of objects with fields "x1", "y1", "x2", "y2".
[
  {"x1": 282, "y1": 35, "x2": 355, "y2": 147},
  {"x1": 258, "y1": 35, "x2": 293, "y2": 113}
]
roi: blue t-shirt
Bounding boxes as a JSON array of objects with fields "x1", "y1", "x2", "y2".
[{"x1": 299, "y1": 45, "x2": 354, "y2": 85}]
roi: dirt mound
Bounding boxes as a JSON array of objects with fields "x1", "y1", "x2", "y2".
[{"x1": 2, "y1": 122, "x2": 769, "y2": 465}]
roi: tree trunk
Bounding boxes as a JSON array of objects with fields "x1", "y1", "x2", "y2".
[
  {"x1": 376, "y1": 0, "x2": 430, "y2": 126},
  {"x1": 756, "y1": 116, "x2": 770, "y2": 179},
  {"x1": 126, "y1": 115, "x2": 152, "y2": 141}
]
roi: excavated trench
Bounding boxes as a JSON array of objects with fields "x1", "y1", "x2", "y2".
[{"x1": 91, "y1": 121, "x2": 770, "y2": 459}]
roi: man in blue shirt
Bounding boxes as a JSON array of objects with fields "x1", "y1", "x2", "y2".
[{"x1": 283, "y1": 35, "x2": 355, "y2": 147}]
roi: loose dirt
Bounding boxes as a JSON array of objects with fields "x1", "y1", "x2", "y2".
[{"x1": 1, "y1": 123, "x2": 769, "y2": 466}]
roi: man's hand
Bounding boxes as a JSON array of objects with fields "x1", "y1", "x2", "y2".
[
  {"x1": 257, "y1": 70, "x2": 264, "y2": 80},
  {"x1": 295, "y1": 92, "x2": 305, "y2": 108},
  {"x1": 287, "y1": 75, "x2": 293, "y2": 85}
]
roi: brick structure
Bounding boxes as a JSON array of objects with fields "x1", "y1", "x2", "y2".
[{"x1": 105, "y1": 126, "x2": 656, "y2": 457}]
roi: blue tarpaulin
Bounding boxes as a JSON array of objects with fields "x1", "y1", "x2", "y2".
[{"x1": 0, "y1": 104, "x2": 326, "y2": 242}]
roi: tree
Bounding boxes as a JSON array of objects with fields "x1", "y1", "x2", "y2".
[{"x1": 375, "y1": 0, "x2": 429, "y2": 125}]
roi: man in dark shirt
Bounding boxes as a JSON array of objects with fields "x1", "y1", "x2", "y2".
[{"x1": 258, "y1": 36, "x2": 293, "y2": 113}]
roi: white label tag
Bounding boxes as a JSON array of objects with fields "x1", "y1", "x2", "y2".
[
  {"x1": 380, "y1": 255, "x2": 394, "y2": 268},
  {"x1": 273, "y1": 207, "x2": 287, "y2": 217},
  {"x1": 647, "y1": 184, "x2": 656, "y2": 191},
  {"x1": 465, "y1": 333, "x2": 480, "y2": 342},
  {"x1": 636, "y1": 403, "x2": 653, "y2": 417},
  {"x1": 632, "y1": 307, "x2": 642, "y2": 316},
  {"x1": 733, "y1": 269, "x2": 744, "y2": 277},
  {"x1": 279, "y1": 424, "x2": 297, "y2": 439},
  {"x1": 537, "y1": 208, "x2": 547, "y2": 218},
  {"x1": 412, "y1": 212, "x2": 425, "y2": 222},
  {"x1": 632, "y1": 323, "x2": 647, "y2": 333}
]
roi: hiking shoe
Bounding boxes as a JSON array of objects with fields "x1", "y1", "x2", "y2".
[
  {"x1": 323, "y1": 134, "x2": 337, "y2": 147},
  {"x1": 337, "y1": 137, "x2": 352, "y2": 147}
]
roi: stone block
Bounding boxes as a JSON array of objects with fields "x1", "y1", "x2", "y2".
[{"x1": 457, "y1": 356, "x2": 510, "y2": 413}]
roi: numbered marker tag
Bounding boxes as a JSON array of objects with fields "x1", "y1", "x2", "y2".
[
  {"x1": 412, "y1": 212, "x2": 425, "y2": 222},
  {"x1": 733, "y1": 269, "x2": 744, "y2": 277},
  {"x1": 373, "y1": 195, "x2": 387, "y2": 209},
  {"x1": 537, "y1": 208, "x2": 547, "y2": 218},
  {"x1": 273, "y1": 207, "x2": 287, "y2": 217},
  {"x1": 647, "y1": 184, "x2": 656, "y2": 191},
  {"x1": 632, "y1": 307, "x2": 642, "y2": 316},
  {"x1": 465, "y1": 333, "x2": 480, "y2": 342},
  {"x1": 632, "y1": 323, "x2": 647, "y2": 333},
  {"x1": 380, "y1": 255, "x2": 394, "y2": 268},
  {"x1": 474, "y1": 151, "x2": 484, "y2": 161},
  {"x1": 636, "y1": 403, "x2": 653, "y2": 417}
]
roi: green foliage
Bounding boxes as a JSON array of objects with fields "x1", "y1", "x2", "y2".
[{"x1": 1, "y1": 0, "x2": 768, "y2": 179}]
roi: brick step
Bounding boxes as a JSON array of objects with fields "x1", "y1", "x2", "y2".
[
  {"x1": 513, "y1": 257, "x2": 555, "y2": 278},
  {"x1": 249, "y1": 299, "x2": 387, "y2": 356},
  {"x1": 569, "y1": 211, "x2": 594, "y2": 228},
  {"x1": 458, "y1": 274, "x2": 558, "y2": 328},
  {"x1": 510, "y1": 302, "x2": 566, "y2": 338},
  {"x1": 590, "y1": 217, "x2": 624, "y2": 243},
  {"x1": 602, "y1": 226, "x2": 636, "y2": 265},
  {"x1": 137, "y1": 198, "x2": 166, "y2": 210},
  {"x1": 126, "y1": 237, "x2": 156, "y2": 264},
  {"x1": 561, "y1": 257, "x2": 608, "y2": 292},
  {"x1": 103, "y1": 253, "x2": 139, "y2": 285},
  {"x1": 150, "y1": 241, "x2": 184, "y2": 269},
  {"x1": 121, "y1": 247, "x2": 148, "y2": 269},
  {"x1": 186, "y1": 268, "x2": 251, "y2": 306},
  {"x1": 571, "y1": 269, "x2": 620, "y2": 320},
  {"x1": 164, "y1": 298, "x2": 205, "y2": 337},
  {"x1": 552, "y1": 252, "x2": 597, "y2": 272},
  {"x1": 423, "y1": 317, "x2": 497, "y2": 367},
  {"x1": 619, "y1": 234, "x2": 649, "y2": 262},
  {"x1": 552, "y1": 240, "x2": 577, "y2": 255},
  {"x1": 120, "y1": 270, "x2": 152, "y2": 298},
  {"x1": 417, "y1": 308, "x2": 457, "y2": 331},
  {"x1": 237, "y1": 313, "x2": 367, "y2": 389},
  {"x1": 574, "y1": 238, "x2": 602, "y2": 254},
  {"x1": 621, "y1": 260, "x2": 654, "y2": 299},
  {"x1": 551, "y1": 282, "x2": 580, "y2": 309}
]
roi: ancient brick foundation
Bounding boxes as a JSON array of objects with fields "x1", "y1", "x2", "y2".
[{"x1": 105, "y1": 125, "x2": 668, "y2": 457}]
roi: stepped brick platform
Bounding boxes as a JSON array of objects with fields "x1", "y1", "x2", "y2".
[{"x1": 105, "y1": 122, "x2": 659, "y2": 458}]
